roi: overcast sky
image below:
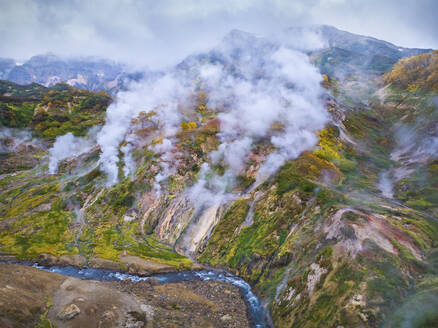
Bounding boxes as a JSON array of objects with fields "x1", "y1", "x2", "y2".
[{"x1": 1, "y1": 0, "x2": 437, "y2": 68}]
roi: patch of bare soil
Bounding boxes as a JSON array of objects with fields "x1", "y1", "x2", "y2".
[{"x1": 0, "y1": 264, "x2": 250, "y2": 328}]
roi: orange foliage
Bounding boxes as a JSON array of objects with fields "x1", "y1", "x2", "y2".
[{"x1": 384, "y1": 50, "x2": 438, "y2": 92}]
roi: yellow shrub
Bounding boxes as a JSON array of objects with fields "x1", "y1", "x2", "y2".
[
  {"x1": 181, "y1": 121, "x2": 197, "y2": 130},
  {"x1": 152, "y1": 137, "x2": 163, "y2": 145},
  {"x1": 384, "y1": 50, "x2": 438, "y2": 92}
]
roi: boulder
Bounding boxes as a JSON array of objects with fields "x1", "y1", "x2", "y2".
[
  {"x1": 88, "y1": 257, "x2": 123, "y2": 271},
  {"x1": 120, "y1": 254, "x2": 177, "y2": 275},
  {"x1": 57, "y1": 303, "x2": 80, "y2": 321}
]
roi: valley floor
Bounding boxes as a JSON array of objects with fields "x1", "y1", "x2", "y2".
[{"x1": 0, "y1": 263, "x2": 250, "y2": 328}]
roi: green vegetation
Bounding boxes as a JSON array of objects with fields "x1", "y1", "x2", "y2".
[
  {"x1": 0, "y1": 208, "x2": 76, "y2": 259},
  {"x1": 32, "y1": 84, "x2": 111, "y2": 139},
  {"x1": 198, "y1": 55, "x2": 438, "y2": 327},
  {"x1": 384, "y1": 50, "x2": 438, "y2": 92},
  {"x1": 0, "y1": 102, "x2": 36, "y2": 128},
  {"x1": 0, "y1": 80, "x2": 111, "y2": 139},
  {"x1": 275, "y1": 151, "x2": 342, "y2": 195},
  {"x1": 198, "y1": 198, "x2": 251, "y2": 266},
  {"x1": 2, "y1": 50, "x2": 438, "y2": 328},
  {"x1": 35, "y1": 297, "x2": 56, "y2": 328}
]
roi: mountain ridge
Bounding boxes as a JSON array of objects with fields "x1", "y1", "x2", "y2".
[
  {"x1": 0, "y1": 27, "x2": 438, "y2": 327},
  {"x1": 0, "y1": 25, "x2": 434, "y2": 93}
]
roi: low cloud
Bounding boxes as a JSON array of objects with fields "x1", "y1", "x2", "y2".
[
  {"x1": 186, "y1": 35, "x2": 328, "y2": 208},
  {"x1": 0, "y1": 1, "x2": 436, "y2": 68},
  {"x1": 48, "y1": 130, "x2": 97, "y2": 173},
  {"x1": 96, "y1": 73, "x2": 190, "y2": 185}
]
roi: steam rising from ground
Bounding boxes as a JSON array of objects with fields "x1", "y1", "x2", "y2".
[
  {"x1": 48, "y1": 128, "x2": 98, "y2": 173},
  {"x1": 0, "y1": 128, "x2": 36, "y2": 153},
  {"x1": 377, "y1": 170, "x2": 394, "y2": 198},
  {"x1": 44, "y1": 29, "x2": 330, "y2": 257},
  {"x1": 97, "y1": 74, "x2": 189, "y2": 185},
  {"x1": 93, "y1": 30, "x2": 329, "y2": 203},
  {"x1": 187, "y1": 34, "x2": 328, "y2": 208},
  {"x1": 46, "y1": 29, "x2": 329, "y2": 212}
]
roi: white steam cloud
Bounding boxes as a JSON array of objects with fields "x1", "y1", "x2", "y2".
[
  {"x1": 0, "y1": 128, "x2": 37, "y2": 153},
  {"x1": 97, "y1": 74, "x2": 190, "y2": 185},
  {"x1": 48, "y1": 131, "x2": 96, "y2": 173},
  {"x1": 95, "y1": 29, "x2": 329, "y2": 211},
  {"x1": 185, "y1": 34, "x2": 328, "y2": 208}
]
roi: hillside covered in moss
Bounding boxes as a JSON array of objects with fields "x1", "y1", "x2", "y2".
[{"x1": 1, "y1": 28, "x2": 438, "y2": 328}]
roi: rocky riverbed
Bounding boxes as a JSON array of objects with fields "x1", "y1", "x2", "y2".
[{"x1": 0, "y1": 264, "x2": 251, "y2": 328}]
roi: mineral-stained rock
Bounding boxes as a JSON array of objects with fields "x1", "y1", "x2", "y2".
[
  {"x1": 221, "y1": 314, "x2": 232, "y2": 321},
  {"x1": 57, "y1": 303, "x2": 81, "y2": 321}
]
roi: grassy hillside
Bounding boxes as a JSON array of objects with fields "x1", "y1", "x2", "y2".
[
  {"x1": 384, "y1": 50, "x2": 438, "y2": 92},
  {"x1": 0, "y1": 80, "x2": 111, "y2": 139},
  {"x1": 199, "y1": 53, "x2": 438, "y2": 327},
  {"x1": 1, "y1": 51, "x2": 438, "y2": 327}
]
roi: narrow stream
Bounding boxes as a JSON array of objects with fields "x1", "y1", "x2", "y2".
[{"x1": 24, "y1": 263, "x2": 270, "y2": 328}]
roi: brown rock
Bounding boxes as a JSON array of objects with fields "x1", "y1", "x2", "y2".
[
  {"x1": 119, "y1": 254, "x2": 177, "y2": 275},
  {"x1": 37, "y1": 253, "x2": 86, "y2": 267},
  {"x1": 221, "y1": 314, "x2": 232, "y2": 321},
  {"x1": 38, "y1": 253, "x2": 59, "y2": 266},
  {"x1": 98, "y1": 310, "x2": 117, "y2": 327},
  {"x1": 88, "y1": 257, "x2": 123, "y2": 271},
  {"x1": 59, "y1": 254, "x2": 87, "y2": 267},
  {"x1": 190, "y1": 262, "x2": 204, "y2": 270},
  {"x1": 57, "y1": 303, "x2": 81, "y2": 321}
]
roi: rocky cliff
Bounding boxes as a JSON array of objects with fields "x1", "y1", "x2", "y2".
[{"x1": 0, "y1": 28, "x2": 437, "y2": 327}]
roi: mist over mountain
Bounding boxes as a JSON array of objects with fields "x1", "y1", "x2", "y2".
[
  {"x1": 0, "y1": 16, "x2": 438, "y2": 328},
  {"x1": 0, "y1": 25, "x2": 432, "y2": 93},
  {"x1": 0, "y1": 54, "x2": 146, "y2": 93}
]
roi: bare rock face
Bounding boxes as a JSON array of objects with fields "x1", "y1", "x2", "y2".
[
  {"x1": 56, "y1": 303, "x2": 81, "y2": 321},
  {"x1": 175, "y1": 203, "x2": 226, "y2": 257},
  {"x1": 98, "y1": 310, "x2": 117, "y2": 328},
  {"x1": 152, "y1": 194, "x2": 194, "y2": 245},
  {"x1": 37, "y1": 253, "x2": 87, "y2": 267},
  {"x1": 120, "y1": 254, "x2": 177, "y2": 275},
  {"x1": 88, "y1": 256, "x2": 123, "y2": 270}
]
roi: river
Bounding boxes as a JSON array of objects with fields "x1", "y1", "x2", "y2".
[{"x1": 20, "y1": 262, "x2": 271, "y2": 327}]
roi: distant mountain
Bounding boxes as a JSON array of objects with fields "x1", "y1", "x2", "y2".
[
  {"x1": 1, "y1": 27, "x2": 438, "y2": 328},
  {"x1": 185, "y1": 25, "x2": 433, "y2": 79},
  {"x1": 0, "y1": 26, "x2": 433, "y2": 93},
  {"x1": 0, "y1": 58, "x2": 15, "y2": 79},
  {"x1": 300, "y1": 25, "x2": 432, "y2": 77},
  {"x1": 0, "y1": 54, "x2": 140, "y2": 93},
  {"x1": 303, "y1": 25, "x2": 429, "y2": 58}
]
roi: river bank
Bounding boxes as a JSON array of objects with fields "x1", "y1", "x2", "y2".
[{"x1": 0, "y1": 262, "x2": 270, "y2": 327}]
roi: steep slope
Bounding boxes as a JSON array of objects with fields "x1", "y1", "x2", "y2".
[
  {"x1": 0, "y1": 80, "x2": 111, "y2": 174},
  {"x1": 384, "y1": 50, "x2": 438, "y2": 92},
  {"x1": 0, "y1": 31, "x2": 437, "y2": 328},
  {"x1": 0, "y1": 81, "x2": 194, "y2": 273},
  {"x1": 304, "y1": 25, "x2": 429, "y2": 59},
  {"x1": 199, "y1": 71, "x2": 438, "y2": 327},
  {"x1": 302, "y1": 25, "x2": 431, "y2": 78},
  {"x1": 1, "y1": 25, "x2": 430, "y2": 94},
  {"x1": 0, "y1": 54, "x2": 135, "y2": 93}
]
